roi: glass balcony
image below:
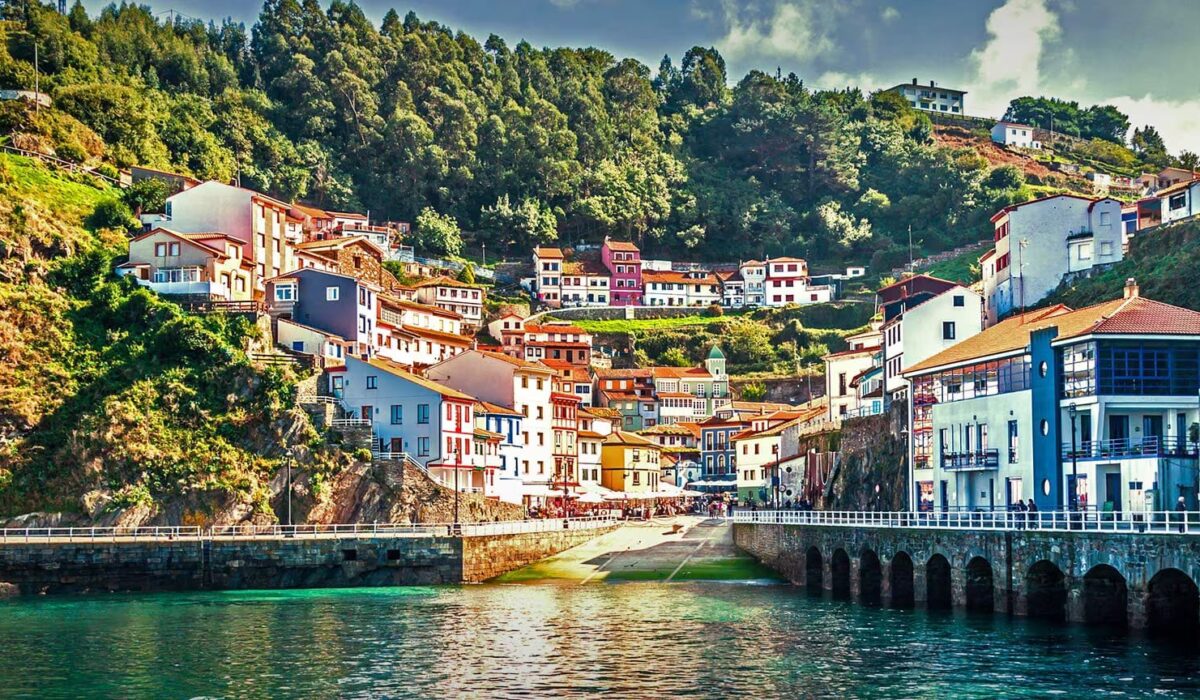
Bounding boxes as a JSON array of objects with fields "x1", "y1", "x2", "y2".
[
  {"x1": 941, "y1": 449, "x2": 1000, "y2": 471},
  {"x1": 1061, "y1": 436, "x2": 1198, "y2": 461}
]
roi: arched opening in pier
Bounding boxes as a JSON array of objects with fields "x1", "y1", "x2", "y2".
[
  {"x1": 831, "y1": 548, "x2": 851, "y2": 600},
  {"x1": 965, "y1": 557, "x2": 994, "y2": 613},
  {"x1": 926, "y1": 554, "x2": 952, "y2": 610},
  {"x1": 805, "y1": 546, "x2": 823, "y2": 593},
  {"x1": 1147, "y1": 568, "x2": 1199, "y2": 638},
  {"x1": 890, "y1": 552, "x2": 914, "y2": 609},
  {"x1": 859, "y1": 549, "x2": 882, "y2": 606},
  {"x1": 1082, "y1": 565, "x2": 1127, "y2": 628},
  {"x1": 1026, "y1": 560, "x2": 1067, "y2": 622}
]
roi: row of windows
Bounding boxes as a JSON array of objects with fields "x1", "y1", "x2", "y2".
[
  {"x1": 1062, "y1": 341, "x2": 1200, "y2": 398},
  {"x1": 911, "y1": 356, "x2": 1032, "y2": 406}
]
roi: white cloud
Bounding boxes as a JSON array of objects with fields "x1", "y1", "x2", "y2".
[
  {"x1": 880, "y1": 6, "x2": 900, "y2": 23},
  {"x1": 717, "y1": 0, "x2": 841, "y2": 62},
  {"x1": 1105, "y1": 95, "x2": 1200, "y2": 155},
  {"x1": 969, "y1": 0, "x2": 1062, "y2": 117}
]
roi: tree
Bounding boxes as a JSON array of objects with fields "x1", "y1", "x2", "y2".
[
  {"x1": 122, "y1": 179, "x2": 169, "y2": 216},
  {"x1": 1179, "y1": 151, "x2": 1199, "y2": 175},
  {"x1": 661, "y1": 346, "x2": 689, "y2": 367},
  {"x1": 457, "y1": 263, "x2": 476, "y2": 284},
  {"x1": 414, "y1": 207, "x2": 462, "y2": 257},
  {"x1": 479, "y1": 194, "x2": 558, "y2": 251},
  {"x1": 1132, "y1": 126, "x2": 1169, "y2": 163},
  {"x1": 740, "y1": 382, "x2": 767, "y2": 401}
]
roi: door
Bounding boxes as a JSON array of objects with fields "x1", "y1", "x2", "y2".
[
  {"x1": 1108, "y1": 414, "x2": 1128, "y2": 453},
  {"x1": 1006, "y1": 477, "x2": 1023, "y2": 508},
  {"x1": 331, "y1": 375, "x2": 344, "y2": 399},
  {"x1": 1105, "y1": 472, "x2": 1122, "y2": 512},
  {"x1": 1143, "y1": 415, "x2": 1164, "y2": 452},
  {"x1": 390, "y1": 437, "x2": 403, "y2": 454},
  {"x1": 940, "y1": 480, "x2": 949, "y2": 513},
  {"x1": 361, "y1": 405, "x2": 372, "y2": 421}
]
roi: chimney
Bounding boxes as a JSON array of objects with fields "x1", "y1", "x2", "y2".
[
  {"x1": 1124, "y1": 278, "x2": 1139, "y2": 299},
  {"x1": 911, "y1": 78, "x2": 917, "y2": 85},
  {"x1": 930, "y1": 80, "x2": 936, "y2": 88}
]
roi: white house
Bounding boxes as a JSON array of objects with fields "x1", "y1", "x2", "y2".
[
  {"x1": 991, "y1": 122, "x2": 1041, "y2": 149},
  {"x1": 887, "y1": 79, "x2": 965, "y2": 115},
  {"x1": 412, "y1": 276, "x2": 484, "y2": 329},
  {"x1": 739, "y1": 261, "x2": 766, "y2": 306},
  {"x1": 426, "y1": 350, "x2": 559, "y2": 504},
  {"x1": 877, "y1": 275, "x2": 983, "y2": 402},
  {"x1": 823, "y1": 321, "x2": 883, "y2": 420},
  {"x1": 980, "y1": 194, "x2": 1124, "y2": 326},
  {"x1": 532, "y1": 246, "x2": 565, "y2": 307}
]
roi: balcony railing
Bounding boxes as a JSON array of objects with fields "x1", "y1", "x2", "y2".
[
  {"x1": 941, "y1": 448, "x2": 1000, "y2": 471},
  {"x1": 1061, "y1": 436, "x2": 1199, "y2": 461}
]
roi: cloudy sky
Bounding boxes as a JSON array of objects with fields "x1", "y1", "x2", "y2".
[{"x1": 82, "y1": 0, "x2": 1200, "y2": 152}]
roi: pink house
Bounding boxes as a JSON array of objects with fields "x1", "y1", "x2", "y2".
[{"x1": 601, "y1": 237, "x2": 642, "y2": 306}]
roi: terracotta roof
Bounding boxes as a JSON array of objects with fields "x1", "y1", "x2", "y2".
[
  {"x1": 604, "y1": 430, "x2": 656, "y2": 446},
  {"x1": 477, "y1": 400, "x2": 521, "y2": 417},
  {"x1": 656, "y1": 392, "x2": 696, "y2": 399},
  {"x1": 675, "y1": 422, "x2": 703, "y2": 439},
  {"x1": 131, "y1": 227, "x2": 228, "y2": 258},
  {"x1": 1060, "y1": 296, "x2": 1200, "y2": 339},
  {"x1": 381, "y1": 295, "x2": 462, "y2": 320},
  {"x1": 604, "y1": 239, "x2": 640, "y2": 253},
  {"x1": 876, "y1": 273, "x2": 958, "y2": 295},
  {"x1": 524, "y1": 323, "x2": 588, "y2": 335},
  {"x1": 638, "y1": 423, "x2": 697, "y2": 436},
  {"x1": 730, "y1": 400, "x2": 795, "y2": 412},
  {"x1": 594, "y1": 368, "x2": 654, "y2": 379},
  {"x1": 534, "y1": 247, "x2": 565, "y2": 259},
  {"x1": 581, "y1": 407, "x2": 622, "y2": 420},
  {"x1": 412, "y1": 275, "x2": 481, "y2": 290},
  {"x1": 643, "y1": 269, "x2": 718, "y2": 285},
  {"x1": 293, "y1": 236, "x2": 384, "y2": 257},
  {"x1": 293, "y1": 203, "x2": 332, "y2": 220},
  {"x1": 362, "y1": 357, "x2": 474, "y2": 400},
  {"x1": 766, "y1": 256, "x2": 807, "y2": 264},
  {"x1": 475, "y1": 349, "x2": 555, "y2": 373},
  {"x1": 401, "y1": 324, "x2": 473, "y2": 346},
  {"x1": 577, "y1": 430, "x2": 605, "y2": 439},
  {"x1": 651, "y1": 366, "x2": 712, "y2": 379}
]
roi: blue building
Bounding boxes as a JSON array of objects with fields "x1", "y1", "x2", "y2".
[
  {"x1": 266, "y1": 268, "x2": 378, "y2": 358},
  {"x1": 697, "y1": 414, "x2": 748, "y2": 493},
  {"x1": 906, "y1": 281, "x2": 1200, "y2": 515}
]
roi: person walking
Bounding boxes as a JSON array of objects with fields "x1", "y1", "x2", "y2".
[
  {"x1": 1026, "y1": 499, "x2": 1038, "y2": 529},
  {"x1": 1012, "y1": 499, "x2": 1026, "y2": 530},
  {"x1": 1176, "y1": 496, "x2": 1188, "y2": 533}
]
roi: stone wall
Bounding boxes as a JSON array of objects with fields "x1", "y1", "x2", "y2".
[
  {"x1": 462, "y1": 523, "x2": 619, "y2": 582},
  {"x1": 822, "y1": 402, "x2": 908, "y2": 510},
  {"x1": 734, "y1": 521, "x2": 1200, "y2": 630},
  {"x1": 0, "y1": 524, "x2": 616, "y2": 594}
]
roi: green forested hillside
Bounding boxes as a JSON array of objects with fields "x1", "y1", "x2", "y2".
[
  {"x1": 0, "y1": 0, "x2": 1046, "y2": 268},
  {"x1": 0, "y1": 153, "x2": 306, "y2": 519}
]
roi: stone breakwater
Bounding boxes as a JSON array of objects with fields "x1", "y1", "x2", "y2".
[{"x1": 0, "y1": 526, "x2": 618, "y2": 595}]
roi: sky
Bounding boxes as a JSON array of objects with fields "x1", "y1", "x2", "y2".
[{"x1": 82, "y1": 0, "x2": 1200, "y2": 153}]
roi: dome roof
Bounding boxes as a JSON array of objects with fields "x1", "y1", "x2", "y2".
[{"x1": 707, "y1": 345, "x2": 725, "y2": 360}]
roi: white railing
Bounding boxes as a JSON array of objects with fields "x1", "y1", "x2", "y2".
[
  {"x1": 331, "y1": 417, "x2": 371, "y2": 428},
  {"x1": 0, "y1": 517, "x2": 619, "y2": 543},
  {"x1": 730, "y1": 509, "x2": 1200, "y2": 535}
]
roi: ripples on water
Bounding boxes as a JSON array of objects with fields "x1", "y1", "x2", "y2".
[{"x1": 0, "y1": 582, "x2": 1198, "y2": 699}]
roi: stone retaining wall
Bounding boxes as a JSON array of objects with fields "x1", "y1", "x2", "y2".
[{"x1": 0, "y1": 525, "x2": 617, "y2": 595}]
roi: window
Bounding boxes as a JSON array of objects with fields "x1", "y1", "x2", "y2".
[
  {"x1": 154, "y1": 242, "x2": 166, "y2": 256},
  {"x1": 953, "y1": 295, "x2": 965, "y2": 307},
  {"x1": 417, "y1": 437, "x2": 429, "y2": 456},
  {"x1": 390, "y1": 405, "x2": 403, "y2": 424},
  {"x1": 1078, "y1": 242, "x2": 1093, "y2": 260},
  {"x1": 942, "y1": 321, "x2": 956, "y2": 340},
  {"x1": 1008, "y1": 420, "x2": 1019, "y2": 463},
  {"x1": 1099, "y1": 241, "x2": 1114, "y2": 256},
  {"x1": 274, "y1": 285, "x2": 295, "y2": 301},
  {"x1": 1169, "y1": 192, "x2": 1187, "y2": 210},
  {"x1": 1099, "y1": 211, "x2": 1112, "y2": 226},
  {"x1": 169, "y1": 242, "x2": 180, "y2": 256},
  {"x1": 366, "y1": 376, "x2": 377, "y2": 390},
  {"x1": 326, "y1": 286, "x2": 340, "y2": 301},
  {"x1": 417, "y1": 404, "x2": 430, "y2": 424}
]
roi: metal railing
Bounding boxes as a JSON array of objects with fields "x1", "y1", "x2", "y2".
[
  {"x1": 1061, "y1": 436, "x2": 1199, "y2": 461},
  {"x1": 730, "y1": 509, "x2": 1200, "y2": 534},
  {"x1": 0, "y1": 517, "x2": 619, "y2": 543},
  {"x1": 941, "y1": 448, "x2": 1000, "y2": 471},
  {"x1": 331, "y1": 417, "x2": 371, "y2": 428}
]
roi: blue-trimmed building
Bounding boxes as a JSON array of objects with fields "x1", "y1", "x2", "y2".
[
  {"x1": 696, "y1": 414, "x2": 749, "y2": 493},
  {"x1": 905, "y1": 281, "x2": 1200, "y2": 515}
]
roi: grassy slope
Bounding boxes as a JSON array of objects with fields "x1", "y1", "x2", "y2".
[
  {"x1": 919, "y1": 243, "x2": 989, "y2": 285},
  {"x1": 0, "y1": 154, "x2": 308, "y2": 520}
]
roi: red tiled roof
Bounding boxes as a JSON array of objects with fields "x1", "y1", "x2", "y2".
[
  {"x1": 534, "y1": 247, "x2": 565, "y2": 259},
  {"x1": 1062, "y1": 296, "x2": 1200, "y2": 338},
  {"x1": 401, "y1": 324, "x2": 473, "y2": 346},
  {"x1": 604, "y1": 239, "x2": 640, "y2": 253}
]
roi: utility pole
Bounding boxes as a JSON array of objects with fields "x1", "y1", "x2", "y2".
[
  {"x1": 33, "y1": 42, "x2": 38, "y2": 116},
  {"x1": 907, "y1": 224, "x2": 914, "y2": 274}
]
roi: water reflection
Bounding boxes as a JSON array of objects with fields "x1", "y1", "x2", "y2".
[{"x1": 1, "y1": 583, "x2": 1199, "y2": 699}]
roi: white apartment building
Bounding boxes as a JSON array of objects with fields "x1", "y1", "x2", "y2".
[
  {"x1": 980, "y1": 195, "x2": 1124, "y2": 326},
  {"x1": 991, "y1": 122, "x2": 1041, "y2": 149},
  {"x1": 532, "y1": 247, "x2": 565, "y2": 307},
  {"x1": 887, "y1": 78, "x2": 965, "y2": 115},
  {"x1": 823, "y1": 321, "x2": 883, "y2": 420},
  {"x1": 427, "y1": 350, "x2": 558, "y2": 502},
  {"x1": 412, "y1": 276, "x2": 485, "y2": 329},
  {"x1": 878, "y1": 275, "x2": 982, "y2": 401},
  {"x1": 739, "y1": 261, "x2": 766, "y2": 306}
]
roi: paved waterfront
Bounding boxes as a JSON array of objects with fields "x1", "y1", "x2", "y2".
[{"x1": 496, "y1": 515, "x2": 781, "y2": 583}]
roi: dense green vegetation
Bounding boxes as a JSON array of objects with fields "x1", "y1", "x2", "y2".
[
  {"x1": 918, "y1": 243, "x2": 989, "y2": 286},
  {"x1": 1045, "y1": 221, "x2": 1200, "y2": 311},
  {"x1": 0, "y1": 0, "x2": 1056, "y2": 270},
  {"x1": 0, "y1": 152, "x2": 308, "y2": 518}
]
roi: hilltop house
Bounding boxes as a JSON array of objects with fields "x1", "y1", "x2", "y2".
[
  {"x1": 886, "y1": 78, "x2": 965, "y2": 115},
  {"x1": 117, "y1": 228, "x2": 253, "y2": 301},
  {"x1": 991, "y1": 122, "x2": 1041, "y2": 149},
  {"x1": 266, "y1": 268, "x2": 379, "y2": 358},
  {"x1": 412, "y1": 276, "x2": 485, "y2": 329}
]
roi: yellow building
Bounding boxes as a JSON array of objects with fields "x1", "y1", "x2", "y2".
[{"x1": 600, "y1": 430, "x2": 662, "y2": 494}]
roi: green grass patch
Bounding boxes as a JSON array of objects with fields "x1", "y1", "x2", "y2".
[
  {"x1": 568, "y1": 313, "x2": 746, "y2": 334},
  {"x1": 920, "y1": 243, "x2": 990, "y2": 285},
  {"x1": 670, "y1": 557, "x2": 784, "y2": 581}
]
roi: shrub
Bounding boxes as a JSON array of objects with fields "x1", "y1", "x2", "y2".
[
  {"x1": 706, "y1": 303, "x2": 724, "y2": 317},
  {"x1": 353, "y1": 448, "x2": 373, "y2": 462},
  {"x1": 87, "y1": 198, "x2": 135, "y2": 232},
  {"x1": 96, "y1": 163, "x2": 118, "y2": 179}
]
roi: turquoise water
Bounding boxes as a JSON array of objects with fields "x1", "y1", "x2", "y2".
[{"x1": 0, "y1": 582, "x2": 1198, "y2": 699}]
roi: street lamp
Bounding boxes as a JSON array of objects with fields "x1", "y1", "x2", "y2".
[{"x1": 1068, "y1": 404, "x2": 1079, "y2": 514}]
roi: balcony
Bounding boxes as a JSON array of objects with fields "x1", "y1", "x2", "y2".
[
  {"x1": 137, "y1": 278, "x2": 230, "y2": 298},
  {"x1": 941, "y1": 449, "x2": 999, "y2": 471},
  {"x1": 1061, "y1": 436, "x2": 1199, "y2": 461}
]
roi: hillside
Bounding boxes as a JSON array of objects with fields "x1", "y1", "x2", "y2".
[
  {"x1": 1044, "y1": 219, "x2": 1200, "y2": 311},
  {"x1": 0, "y1": 1, "x2": 1050, "y2": 273}
]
